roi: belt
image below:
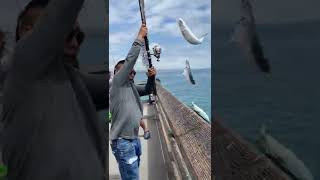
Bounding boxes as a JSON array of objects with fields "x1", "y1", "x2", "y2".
[{"x1": 111, "y1": 138, "x2": 136, "y2": 145}]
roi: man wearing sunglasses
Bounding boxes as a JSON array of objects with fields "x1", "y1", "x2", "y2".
[
  {"x1": 110, "y1": 24, "x2": 156, "y2": 180},
  {"x1": 1, "y1": 0, "x2": 107, "y2": 179}
]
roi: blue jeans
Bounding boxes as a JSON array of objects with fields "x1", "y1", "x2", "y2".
[{"x1": 111, "y1": 138, "x2": 141, "y2": 180}]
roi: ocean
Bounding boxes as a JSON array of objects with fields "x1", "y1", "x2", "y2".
[
  {"x1": 135, "y1": 68, "x2": 212, "y2": 121},
  {"x1": 214, "y1": 21, "x2": 320, "y2": 178}
]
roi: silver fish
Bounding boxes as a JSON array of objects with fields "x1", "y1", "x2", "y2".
[
  {"x1": 256, "y1": 125, "x2": 314, "y2": 180},
  {"x1": 182, "y1": 60, "x2": 195, "y2": 85},
  {"x1": 231, "y1": 0, "x2": 271, "y2": 73},
  {"x1": 191, "y1": 102, "x2": 210, "y2": 122},
  {"x1": 177, "y1": 18, "x2": 207, "y2": 45}
]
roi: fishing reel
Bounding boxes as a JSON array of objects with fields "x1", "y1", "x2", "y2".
[
  {"x1": 141, "y1": 43, "x2": 162, "y2": 67},
  {"x1": 151, "y1": 44, "x2": 161, "y2": 62}
]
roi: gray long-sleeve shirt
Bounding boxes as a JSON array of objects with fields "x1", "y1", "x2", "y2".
[
  {"x1": 110, "y1": 39, "x2": 153, "y2": 140},
  {"x1": 0, "y1": 0, "x2": 107, "y2": 179}
]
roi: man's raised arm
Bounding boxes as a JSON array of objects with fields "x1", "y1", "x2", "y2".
[
  {"x1": 9, "y1": 0, "x2": 84, "y2": 86},
  {"x1": 112, "y1": 24, "x2": 147, "y2": 86}
]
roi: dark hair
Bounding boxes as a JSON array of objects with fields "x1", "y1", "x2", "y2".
[
  {"x1": 114, "y1": 60, "x2": 125, "y2": 74},
  {"x1": 15, "y1": 0, "x2": 50, "y2": 42}
]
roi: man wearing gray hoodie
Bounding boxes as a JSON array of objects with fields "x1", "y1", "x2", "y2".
[{"x1": 110, "y1": 24, "x2": 156, "y2": 180}]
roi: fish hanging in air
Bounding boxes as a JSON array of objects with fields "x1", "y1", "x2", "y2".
[
  {"x1": 231, "y1": 0, "x2": 271, "y2": 73},
  {"x1": 177, "y1": 18, "x2": 207, "y2": 45},
  {"x1": 191, "y1": 102, "x2": 210, "y2": 122},
  {"x1": 256, "y1": 125, "x2": 314, "y2": 180},
  {"x1": 182, "y1": 60, "x2": 196, "y2": 85}
]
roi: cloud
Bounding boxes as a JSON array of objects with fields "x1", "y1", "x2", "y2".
[
  {"x1": 109, "y1": 0, "x2": 212, "y2": 70},
  {"x1": 109, "y1": 31, "x2": 136, "y2": 45}
]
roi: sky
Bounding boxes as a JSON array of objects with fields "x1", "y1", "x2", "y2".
[
  {"x1": 109, "y1": 0, "x2": 211, "y2": 70},
  {"x1": 213, "y1": 0, "x2": 320, "y2": 25}
]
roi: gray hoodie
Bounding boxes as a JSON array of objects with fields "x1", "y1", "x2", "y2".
[
  {"x1": 110, "y1": 39, "x2": 153, "y2": 140},
  {"x1": 0, "y1": 0, "x2": 107, "y2": 179}
]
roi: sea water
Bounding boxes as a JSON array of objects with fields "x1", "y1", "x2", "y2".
[
  {"x1": 214, "y1": 22, "x2": 320, "y2": 178},
  {"x1": 135, "y1": 68, "x2": 212, "y2": 121}
]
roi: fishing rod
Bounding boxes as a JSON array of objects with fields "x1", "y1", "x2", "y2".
[
  {"x1": 137, "y1": 0, "x2": 162, "y2": 63},
  {"x1": 138, "y1": 0, "x2": 159, "y2": 98},
  {"x1": 138, "y1": 0, "x2": 152, "y2": 67}
]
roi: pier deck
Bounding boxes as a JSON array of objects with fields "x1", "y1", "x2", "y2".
[
  {"x1": 108, "y1": 81, "x2": 294, "y2": 180},
  {"x1": 108, "y1": 81, "x2": 212, "y2": 180}
]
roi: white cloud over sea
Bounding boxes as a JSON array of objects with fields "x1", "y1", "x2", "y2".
[{"x1": 109, "y1": 0, "x2": 211, "y2": 70}]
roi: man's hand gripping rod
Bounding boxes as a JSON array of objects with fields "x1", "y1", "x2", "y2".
[{"x1": 138, "y1": 0, "x2": 157, "y2": 97}]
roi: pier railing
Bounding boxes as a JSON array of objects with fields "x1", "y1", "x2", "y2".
[
  {"x1": 212, "y1": 119, "x2": 292, "y2": 180},
  {"x1": 152, "y1": 82, "x2": 292, "y2": 180},
  {"x1": 154, "y1": 81, "x2": 211, "y2": 180}
]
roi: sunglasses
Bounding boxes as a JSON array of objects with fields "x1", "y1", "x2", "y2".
[
  {"x1": 130, "y1": 70, "x2": 136, "y2": 75},
  {"x1": 67, "y1": 28, "x2": 85, "y2": 44}
]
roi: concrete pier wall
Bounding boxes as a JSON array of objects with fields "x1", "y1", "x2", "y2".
[
  {"x1": 154, "y1": 82, "x2": 211, "y2": 180},
  {"x1": 213, "y1": 119, "x2": 292, "y2": 180}
]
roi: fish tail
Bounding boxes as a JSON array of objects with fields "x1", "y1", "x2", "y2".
[
  {"x1": 199, "y1": 33, "x2": 208, "y2": 42},
  {"x1": 201, "y1": 32, "x2": 208, "y2": 37}
]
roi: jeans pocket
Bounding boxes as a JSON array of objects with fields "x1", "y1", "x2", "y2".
[
  {"x1": 116, "y1": 140, "x2": 139, "y2": 164},
  {"x1": 116, "y1": 139, "x2": 130, "y2": 148},
  {"x1": 117, "y1": 140, "x2": 134, "y2": 157}
]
